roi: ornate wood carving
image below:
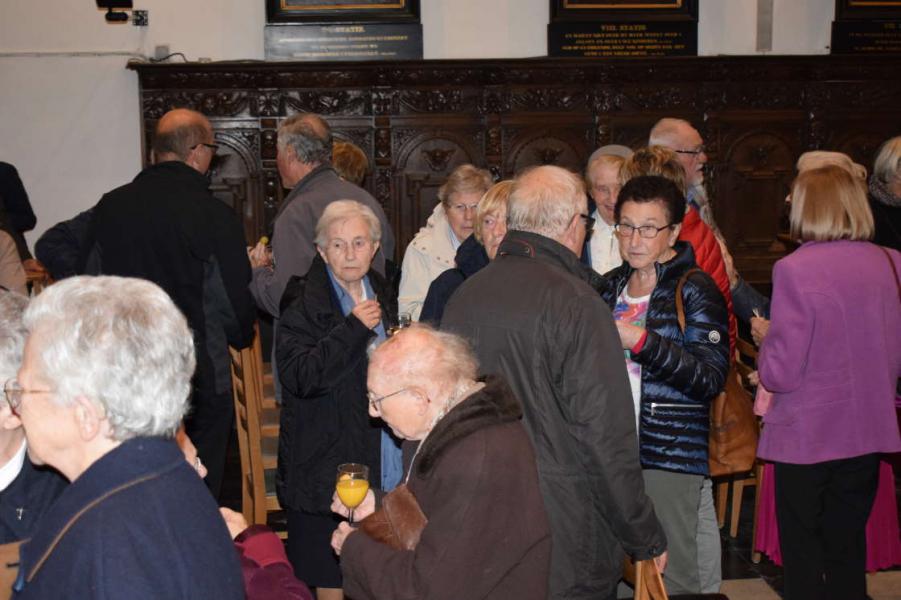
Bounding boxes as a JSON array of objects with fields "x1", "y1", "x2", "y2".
[{"x1": 130, "y1": 56, "x2": 901, "y2": 284}]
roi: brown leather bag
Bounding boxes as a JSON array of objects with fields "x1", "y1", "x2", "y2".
[
  {"x1": 0, "y1": 540, "x2": 23, "y2": 600},
  {"x1": 676, "y1": 269, "x2": 758, "y2": 477},
  {"x1": 358, "y1": 483, "x2": 428, "y2": 551}
]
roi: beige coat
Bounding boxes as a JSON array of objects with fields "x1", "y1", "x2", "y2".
[{"x1": 0, "y1": 230, "x2": 26, "y2": 294}]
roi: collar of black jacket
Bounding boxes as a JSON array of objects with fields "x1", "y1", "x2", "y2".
[
  {"x1": 414, "y1": 374, "x2": 522, "y2": 477},
  {"x1": 137, "y1": 160, "x2": 209, "y2": 190},
  {"x1": 497, "y1": 229, "x2": 606, "y2": 292},
  {"x1": 611, "y1": 240, "x2": 697, "y2": 286},
  {"x1": 454, "y1": 234, "x2": 489, "y2": 277}
]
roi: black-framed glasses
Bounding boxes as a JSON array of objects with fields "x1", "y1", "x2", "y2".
[
  {"x1": 192, "y1": 142, "x2": 220, "y2": 154},
  {"x1": 367, "y1": 387, "x2": 410, "y2": 410},
  {"x1": 674, "y1": 145, "x2": 705, "y2": 156},
  {"x1": 3, "y1": 378, "x2": 54, "y2": 416},
  {"x1": 579, "y1": 213, "x2": 595, "y2": 239},
  {"x1": 614, "y1": 223, "x2": 673, "y2": 239}
]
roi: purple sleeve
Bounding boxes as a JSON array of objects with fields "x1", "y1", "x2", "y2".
[{"x1": 234, "y1": 526, "x2": 314, "y2": 600}]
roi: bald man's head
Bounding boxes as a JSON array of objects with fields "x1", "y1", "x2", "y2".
[{"x1": 152, "y1": 109, "x2": 213, "y2": 165}]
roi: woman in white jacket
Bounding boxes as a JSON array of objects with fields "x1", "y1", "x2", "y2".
[{"x1": 398, "y1": 164, "x2": 492, "y2": 320}]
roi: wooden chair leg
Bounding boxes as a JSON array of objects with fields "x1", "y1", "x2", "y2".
[
  {"x1": 715, "y1": 480, "x2": 728, "y2": 529},
  {"x1": 730, "y1": 477, "x2": 746, "y2": 538},
  {"x1": 751, "y1": 462, "x2": 764, "y2": 563}
]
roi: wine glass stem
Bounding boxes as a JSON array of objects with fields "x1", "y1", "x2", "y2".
[{"x1": 349, "y1": 508, "x2": 354, "y2": 525}]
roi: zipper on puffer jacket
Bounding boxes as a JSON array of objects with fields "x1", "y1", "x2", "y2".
[{"x1": 649, "y1": 402, "x2": 705, "y2": 415}]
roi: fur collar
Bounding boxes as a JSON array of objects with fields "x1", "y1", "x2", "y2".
[{"x1": 415, "y1": 374, "x2": 522, "y2": 477}]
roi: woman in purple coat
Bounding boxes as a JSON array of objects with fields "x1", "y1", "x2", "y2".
[{"x1": 757, "y1": 164, "x2": 901, "y2": 600}]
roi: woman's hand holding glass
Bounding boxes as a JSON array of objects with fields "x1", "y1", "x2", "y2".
[
  {"x1": 351, "y1": 299, "x2": 381, "y2": 330},
  {"x1": 331, "y1": 487, "x2": 376, "y2": 522}
]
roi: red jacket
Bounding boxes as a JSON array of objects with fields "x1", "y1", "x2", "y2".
[
  {"x1": 679, "y1": 208, "x2": 737, "y2": 356},
  {"x1": 235, "y1": 526, "x2": 313, "y2": 600}
]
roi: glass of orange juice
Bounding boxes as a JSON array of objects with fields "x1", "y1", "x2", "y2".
[{"x1": 336, "y1": 463, "x2": 370, "y2": 524}]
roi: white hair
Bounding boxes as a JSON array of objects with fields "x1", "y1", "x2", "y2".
[
  {"x1": 314, "y1": 200, "x2": 382, "y2": 249},
  {"x1": 22, "y1": 276, "x2": 196, "y2": 441},
  {"x1": 649, "y1": 117, "x2": 694, "y2": 148},
  {"x1": 0, "y1": 290, "x2": 29, "y2": 382},
  {"x1": 507, "y1": 165, "x2": 586, "y2": 240}
]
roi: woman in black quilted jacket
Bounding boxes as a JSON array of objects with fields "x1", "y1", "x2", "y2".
[{"x1": 599, "y1": 175, "x2": 729, "y2": 596}]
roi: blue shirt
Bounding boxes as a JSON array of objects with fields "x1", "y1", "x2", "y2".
[{"x1": 325, "y1": 267, "x2": 403, "y2": 492}]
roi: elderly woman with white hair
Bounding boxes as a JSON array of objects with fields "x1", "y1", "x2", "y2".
[
  {"x1": 276, "y1": 199, "x2": 399, "y2": 598},
  {"x1": 0, "y1": 290, "x2": 66, "y2": 545},
  {"x1": 329, "y1": 324, "x2": 551, "y2": 599},
  {"x1": 7, "y1": 276, "x2": 243, "y2": 599}
]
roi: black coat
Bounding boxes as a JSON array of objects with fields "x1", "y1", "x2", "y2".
[
  {"x1": 0, "y1": 455, "x2": 67, "y2": 545},
  {"x1": 276, "y1": 255, "x2": 397, "y2": 514},
  {"x1": 88, "y1": 161, "x2": 256, "y2": 394},
  {"x1": 0, "y1": 162, "x2": 36, "y2": 261},
  {"x1": 869, "y1": 194, "x2": 901, "y2": 251},
  {"x1": 599, "y1": 241, "x2": 730, "y2": 476},
  {"x1": 442, "y1": 230, "x2": 666, "y2": 599},
  {"x1": 419, "y1": 234, "x2": 489, "y2": 325}
]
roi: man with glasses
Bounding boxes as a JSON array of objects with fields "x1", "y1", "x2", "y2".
[
  {"x1": 0, "y1": 290, "x2": 66, "y2": 545},
  {"x1": 443, "y1": 165, "x2": 666, "y2": 600},
  {"x1": 83, "y1": 108, "x2": 256, "y2": 499}
]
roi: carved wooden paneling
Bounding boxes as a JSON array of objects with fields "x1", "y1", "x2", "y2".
[{"x1": 130, "y1": 56, "x2": 901, "y2": 282}]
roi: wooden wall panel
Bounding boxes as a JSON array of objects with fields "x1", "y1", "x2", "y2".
[{"x1": 130, "y1": 55, "x2": 901, "y2": 287}]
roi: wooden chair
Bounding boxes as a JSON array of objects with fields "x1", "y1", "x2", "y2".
[
  {"x1": 715, "y1": 336, "x2": 762, "y2": 545},
  {"x1": 230, "y1": 323, "x2": 283, "y2": 536},
  {"x1": 623, "y1": 558, "x2": 669, "y2": 600}
]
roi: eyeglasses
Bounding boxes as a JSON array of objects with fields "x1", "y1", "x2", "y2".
[
  {"x1": 579, "y1": 213, "x2": 596, "y2": 239},
  {"x1": 3, "y1": 378, "x2": 54, "y2": 416},
  {"x1": 674, "y1": 145, "x2": 705, "y2": 156},
  {"x1": 367, "y1": 387, "x2": 410, "y2": 410},
  {"x1": 192, "y1": 142, "x2": 220, "y2": 154},
  {"x1": 614, "y1": 223, "x2": 673, "y2": 239}
]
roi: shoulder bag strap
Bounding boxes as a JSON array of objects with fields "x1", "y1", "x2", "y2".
[
  {"x1": 22, "y1": 469, "x2": 167, "y2": 586},
  {"x1": 674, "y1": 268, "x2": 704, "y2": 333}
]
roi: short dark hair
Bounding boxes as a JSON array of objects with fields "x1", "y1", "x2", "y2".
[{"x1": 614, "y1": 175, "x2": 686, "y2": 225}]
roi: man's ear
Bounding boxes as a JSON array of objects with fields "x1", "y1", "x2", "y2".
[{"x1": 73, "y1": 396, "x2": 106, "y2": 441}]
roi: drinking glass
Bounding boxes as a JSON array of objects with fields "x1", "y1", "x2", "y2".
[{"x1": 336, "y1": 463, "x2": 369, "y2": 524}]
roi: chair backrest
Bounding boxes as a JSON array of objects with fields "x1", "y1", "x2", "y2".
[
  {"x1": 734, "y1": 336, "x2": 758, "y2": 387},
  {"x1": 623, "y1": 557, "x2": 668, "y2": 600},
  {"x1": 229, "y1": 323, "x2": 272, "y2": 525}
]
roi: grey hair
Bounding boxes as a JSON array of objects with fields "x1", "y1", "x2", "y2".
[
  {"x1": 314, "y1": 200, "x2": 382, "y2": 249},
  {"x1": 278, "y1": 113, "x2": 333, "y2": 165},
  {"x1": 437, "y1": 164, "x2": 494, "y2": 206},
  {"x1": 873, "y1": 136, "x2": 901, "y2": 183},
  {"x1": 507, "y1": 165, "x2": 586, "y2": 240},
  {"x1": 0, "y1": 290, "x2": 29, "y2": 382},
  {"x1": 22, "y1": 276, "x2": 196, "y2": 441},
  {"x1": 371, "y1": 323, "x2": 479, "y2": 407},
  {"x1": 649, "y1": 117, "x2": 694, "y2": 147}
]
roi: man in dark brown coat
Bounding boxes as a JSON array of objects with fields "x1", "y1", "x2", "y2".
[{"x1": 331, "y1": 325, "x2": 551, "y2": 599}]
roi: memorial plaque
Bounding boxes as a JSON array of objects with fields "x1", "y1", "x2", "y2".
[
  {"x1": 549, "y1": 20, "x2": 696, "y2": 57},
  {"x1": 265, "y1": 23, "x2": 422, "y2": 60},
  {"x1": 549, "y1": 0, "x2": 697, "y2": 57},
  {"x1": 267, "y1": 0, "x2": 420, "y2": 23},
  {"x1": 831, "y1": 19, "x2": 901, "y2": 53}
]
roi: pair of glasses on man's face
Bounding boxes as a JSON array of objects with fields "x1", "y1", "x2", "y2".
[
  {"x1": 191, "y1": 142, "x2": 220, "y2": 154},
  {"x1": 674, "y1": 145, "x2": 705, "y2": 157},
  {"x1": 2, "y1": 378, "x2": 54, "y2": 416}
]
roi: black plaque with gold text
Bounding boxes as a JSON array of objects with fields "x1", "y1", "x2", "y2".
[
  {"x1": 265, "y1": 23, "x2": 422, "y2": 61},
  {"x1": 549, "y1": 20, "x2": 696, "y2": 57},
  {"x1": 831, "y1": 20, "x2": 901, "y2": 53}
]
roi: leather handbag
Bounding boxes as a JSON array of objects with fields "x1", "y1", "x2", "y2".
[
  {"x1": 676, "y1": 269, "x2": 758, "y2": 477},
  {"x1": 358, "y1": 483, "x2": 428, "y2": 551},
  {"x1": 0, "y1": 540, "x2": 23, "y2": 600}
]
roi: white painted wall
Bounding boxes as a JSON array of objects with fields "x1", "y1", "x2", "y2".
[{"x1": 0, "y1": 0, "x2": 834, "y2": 246}]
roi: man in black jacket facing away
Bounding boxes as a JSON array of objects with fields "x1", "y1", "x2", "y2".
[
  {"x1": 442, "y1": 165, "x2": 666, "y2": 600},
  {"x1": 86, "y1": 108, "x2": 255, "y2": 498}
]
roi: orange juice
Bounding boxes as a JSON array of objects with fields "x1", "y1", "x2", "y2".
[{"x1": 336, "y1": 479, "x2": 369, "y2": 508}]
